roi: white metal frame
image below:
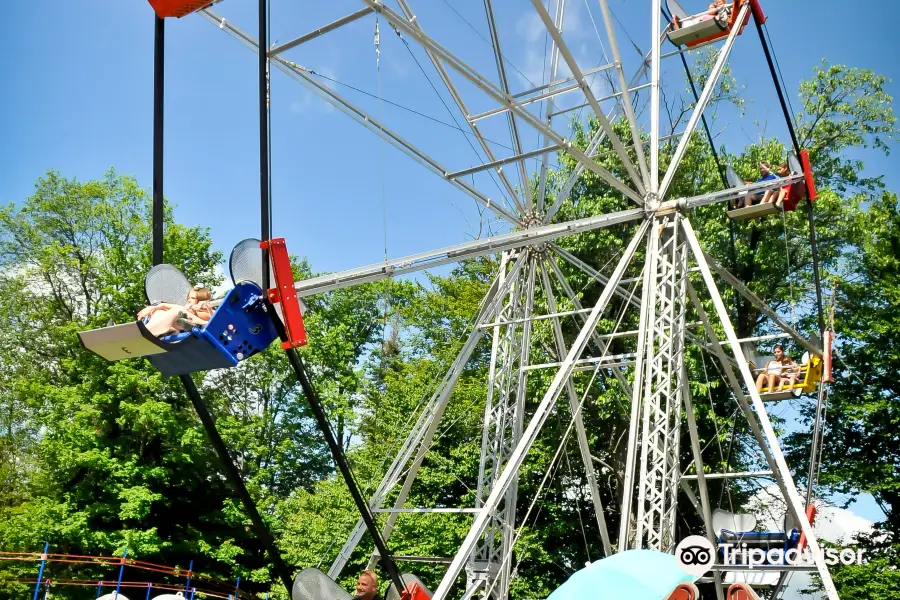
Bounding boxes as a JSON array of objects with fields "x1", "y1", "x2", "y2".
[{"x1": 198, "y1": 2, "x2": 841, "y2": 599}]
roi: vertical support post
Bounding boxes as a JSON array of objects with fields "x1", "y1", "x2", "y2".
[
  {"x1": 632, "y1": 216, "x2": 688, "y2": 552},
  {"x1": 469, "y1": 254, "x2": 536, "y2": 598},
  {"x1": 189, "y1": 588, "x2": 196, "y2": 600},
  {"x1": 184, "y1": 560, "x2": 193, "y2": 592},
  {"x1": 152, "y1": 15, "x2": 165, "y2": 267},
  {"x1": 145, "y1": 583, "x2": 152, "y2": 600},
  {"x1": 650, "y1": 0, "x2": 662, "y2": 193},
  {"x1": 32, "y1": 542, "x2": 49, "y2": 600},
  {"x1": 114, "y1": 547, "x2": 128, "y2": 599},
  {"x1": 96, "y1": 582, "x2": 103, "y2": 599},
  {"x1": 681, "y1": 217, "x2": 840, "y2": 600},
  {"x1": 431, "y1": 221, "x2": 649, "y2": 600},
  {"x1": 259, "y1": 0, "x2": 271, "y2": 289}
]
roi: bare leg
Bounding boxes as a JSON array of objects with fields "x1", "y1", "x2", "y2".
[
  {"x1": 766, "y1": 373, "x2": 778, "y2": 392},
  {"x1": 774, "y1": 189, "x2": 788, "y2": 209},
  {"x1": 780, "y1": 375, "x2": 798, "y2": 391},
  {"x1": 756, "y1": 373, "x2": 767, "y2": 392}
]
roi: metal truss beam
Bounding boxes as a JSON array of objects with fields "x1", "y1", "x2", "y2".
[
  {"x1": 200, "y1": 8, "x2": 520, "y2": 225},
  {"x1": 395, "y1": 0, "x2": 525, "y2": 214},
  {"x1": 632, "y1": 216, "x2": 688, "y2": 552},
  {"x1": 542, "y1": 49, "x2": 656, "y2": 225},
  {"x1": 597, "y1": 0, "x2": 652, "y2": 190},
  {"x1": 432, "y1": 220, "x2": 650, "y2": 600},
  {"x1": 701, "y1": 252, "x2": 824, "y2": 355},
  {"x1": 536, "y1": 0, "x2": 567, "y2": 215},
  {"x1": 680, "y1": 471, "x2": 774, "y2": 481},
  {"x1": 293, "y1": 207, "x2": 642, "y2": 297},
  {"x1": 658, "y1": 2, "x2": 750, "y2": 201},
  {"x1": 483, "y1": 0, "x2": 533, "y2": 211},
  {"x1": 448, "y1": 145, "x2": 561, "y2": 180},
  {"x1": 513, "y1": 62, "x2": 615, "y2": 100},
  {"x1": 470, "y1": 82, "x2": 580, "y2": 121},
  {"x1": 547, "y1": 83, "x2": 653, "y2": 119},
  {"x1": 674, "y1": 173, "x2": 804, "y2": 210},
  {"x1": 682, "y1": 219, "x2": 840, "y2": 600},
  {"x1": 529, "y1": 0, "x2": 646, "y2": 196},
  {"x1": 650, "y1": 0, "x2": 662, "y2": 193},
  {"x1": 362, "y1": 0, "x2": 644, "y2": 205},
  {"x1": 268, "y1": 7, "x2": 374, "y2": 56},
  {"x1": 330, "y1": 255, "x2": 528, "y2": 578},
  {"x1": 468, "y1": 252, "x2": 536, "y2": 598}
]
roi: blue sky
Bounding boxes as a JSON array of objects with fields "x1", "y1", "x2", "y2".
[
  {"x1": 0, "y1": 0, "x2": 895, "y2": 579},
  {"x1": 2, "y1": 1, "x2": 897, "y2": 275}
]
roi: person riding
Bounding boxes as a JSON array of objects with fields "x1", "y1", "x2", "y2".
[
  {"x1": 137, "y1": 285, "x2": 215, "y2": 336},
  {"x1": 735, "y1": 162, "x2": 779, "y2": 209},
  {"x1": 755, "y1": 344, "x2": 801, "y2": 393},
  {"x1": 760, "y1": 163, "x2": 791, "y2": 209}
]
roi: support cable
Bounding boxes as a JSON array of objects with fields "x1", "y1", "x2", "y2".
[
  {"x1": 750, "y1": 12, "x2": 826, "y2": 337},
  {"x1": 270, "y1": 315, "x2": 407, "y2": 597},
  {"x1": 389, "y1": 27, "x2": 519, "y2": 215},
  {"x1": 662, "y1": 3, "x2": 743, "y2": 324},
  {"x1": 148, "y1": 3, "x2": 293, "y2": 594},
  {"x1": 751, "y1": 12, "x2": 829, "y2": 523}
]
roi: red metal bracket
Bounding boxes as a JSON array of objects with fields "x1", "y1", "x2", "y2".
[
  {"x1": 748, "y1": 0, "x2": 767, "y2": 25},
  {"x1": 800, "y1": 149, "x2": 818, "y2": 202},
  {"x1": 797, "y1": 504, "x2": 819, "y2": 551},
  {"x1": 147, "y1": 0, "x2": 214, "y2": 18},
  {"x1": 260, "y1": 238, "x2": 308, "y2": 349},
  {"x1": 400, "y1": 583, "x2": 431, "y2": 600}
]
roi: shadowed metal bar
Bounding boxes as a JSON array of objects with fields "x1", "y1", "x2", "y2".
[
  {"x1": 530, "y1": 0, "x2": 646, "y2": 195},
  {"x1": 293, "y1": 207, "x2": 643, "y2": 296},
  {"x1": 268, "y1": 7, "x2": 374, "y2": 56},
  {"x1": 362, "y1": 0, "x2": 644, "y2": 205},
  {"x1": 448, "y1": 145, "x2": 561, "y2": 179}
]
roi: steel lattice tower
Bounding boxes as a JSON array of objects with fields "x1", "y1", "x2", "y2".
[{"x1": 201, "y1": 1, "x2": 842, "y2": 599}]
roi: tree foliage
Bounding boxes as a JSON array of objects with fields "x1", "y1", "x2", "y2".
[{"x1": 0, "y1": 59, "x2": 897, "y2": 600}]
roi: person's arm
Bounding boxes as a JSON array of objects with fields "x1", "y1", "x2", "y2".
[{"x1": 137, "y1": 302, "x2": 179, "y2": 319}]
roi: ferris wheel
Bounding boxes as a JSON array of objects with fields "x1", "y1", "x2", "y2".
[{"x1": 108, "y1": 1, "x2": 842, "y2": 599}]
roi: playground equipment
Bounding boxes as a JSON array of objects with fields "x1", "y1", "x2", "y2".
[
  {"x1": 3, "y1": 549, "x2": 247, "y2": 600},
  {"x1": 123, "y1": 0, "x2": 841, "y2": 598}
]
